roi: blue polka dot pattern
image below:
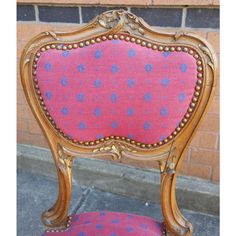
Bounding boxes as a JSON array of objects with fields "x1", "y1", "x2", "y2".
[
  {"x1": 127, "y1": 214, "x2": 134, "y2": 219},
  {"x1": 110, "y1": 93, "x2": 118, "y2": 103},
  {"x1": 96, "y1": 134, "x2": 104, "y2": 139},
  {"x1": 77, "y1": 64, "x2": 85, "y2": 72},
  {"x1": 160, "y1": 135, "x2": 165, "y2": 142},
  {"x1": 110, "y1": 234, "x2": 117, "y2": 236},
  {"x1": 94, "y1": 79, "x2": 102, "y2": 88},
  {"x1": 83, "y1": 220, "x2": 91, "y2": 224},
  {"x1": 61, "y1": 107, "x2": 69, "y2": 115},
  {"x1": 94, "y1": 108, "x2": 102, "y2": 116},
  {"x1": 78, "y1": 122, "x2": 86, "y2": 130},
  {"x1": 44, "y1": 63, "x2": 51, "y2": 71},
  {"x1": 111, "y1": 121, "x2": 118, "y2": 129},
  {"x1": 180, "y1": 63, "x2": 188, "y2": 72},
  {"x1": 178, "y1": 92, "x2": 187, "y2": 102},
  {"x1": 61, "y1": 77, "x2": 68, "y2": 86},
  {"x1": 161, "y1": 78, "x2": 170, "y2": 87},
  {"x1": 77, "y1": 93, "x2": 85, "y2": 102},
  {"x1": 74, "y1": 215, "x2": 80, "y2": 222},
  {"x1": 78, "y1": 232, "x2": 86, "y2": 236},
  {"x1": 160, "y1": 107, "x2": 168, "y2": 116},
  {"x1": 100, "y1": 212, "x2": 106, "y2": 216},
  {"x1": 111, "y1": 64, "x2": 119, "y2": 74},
  {"x1": 145, "y1": 64, "x2": 152, "y2": 72},
  {"x1": 112, "y1": 219, "x2": 120, "y2": 224},
  {"x1": 45, "y1": 91, "x2": 52, "y2": 100},
  {"x1": 162, "y1": 52, "x2": 171, "y2": 57},
  {"x1": 128, "y1": 134, "x2": 134, "y2": 139},
  {"x1": 128, "y1": 49, "x2": 136, "y2": 58},
  {"x1": 140, "y1": 224, "x2": 148, "y2": 230},
  {"x1": 127, "y1": 79, "x2": 135, "y2": 88},
  {"x1": 144, "y1": 92, "x2": 152, "y2": 102},
  {"x1": 127, "y1": 107, "x2": 134, "y2": 116},
  {"x1": 144, "y1": 122, "x2": 151, "y2": 130},
  {"x1": 62, "y1": 51, "x2": 70, "y2": 57},
  {"x1": 96, "y1": 224, "x2": 103, "y2": 229},
  {"x1": 95, "y1": 50, "x2": 102, "y2": 59},
  {"x1": 127, "y1": 226, "x2": 134, "y2": 232},
  {"x1": 112, "y1": 39, "x2": 119, "y2": 44}
]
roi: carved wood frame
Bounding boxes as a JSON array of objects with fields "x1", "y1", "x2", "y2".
[{"x1": 20, "y1": 10, "x2": 217, "y2": 236}]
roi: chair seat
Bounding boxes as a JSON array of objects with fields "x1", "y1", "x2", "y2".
[{"x1": 44, "y1": 211, "x2": 164, "y2": 236}]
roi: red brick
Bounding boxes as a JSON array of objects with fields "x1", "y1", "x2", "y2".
[
  {"x1": 17, "y1": 0, "x2": 214, "y2": 5},
  {"x1": 207, "y1": 31, "x2": 219, "y2": 53},
  {"x1": 208, "y1": 95, "x2": 219, "y2": 114},
  {"x1": 188, "y1": 162, "x2": 212, "y2": 180},
  {"x1": 199, "y1": 114, "x2": 219, "y2": 132},
  {"x1": 212, "y1": 0, "x2": 220, "y2": 6},
  {"x1": 153, "y1": 0, "x2": 212, "y2": 5},
  {"x1": 17, "y1": 22, "x2": 80, "y2": 42},
  {"x1": 28, "y1": 120, "x2": 43, "y2": 135},
  {"x1": 179, "y1": 162, "x2": 189, "y2": 176},
  {"x1": 191, "y1": 131, "x2": 218, "y2": 149},
  {"x1": 29, "y1": 133, "x2": 49, "y2": 148},
  {"x1": 17, "y1": 0, "x2": 100, "y2": 4},
  {"x1": 17, "y1": 118, "x2": 29, "y2": 132},
  {"x1": 212, "y1": 166, "x2": 219, "y2": 181},
  {"x1": 188, "y1": 30, "x2": 207, "y2": 39},
  {"x1": 17, "y1": 104, "x2": 34, "y2": 120},
  {"x1": 17, "y1": 131, "x2": 31, "y2": 144},
  {"x1": 190, "y1": 147, "x2": 219, "y2": 166},
  {"x1": 17, "y1": 89, "x2": 27, "y2": 105}
]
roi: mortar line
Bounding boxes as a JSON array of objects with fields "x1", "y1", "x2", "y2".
[
  {"x1": 181, "y1": 7, "x2": 187, "y2": 28},
  {"x1": 79, "y1": 6, "x2": 83, "y2": 24},
  {"x1": 34, "y1": 5, "x2": 39, "y2": 22}
]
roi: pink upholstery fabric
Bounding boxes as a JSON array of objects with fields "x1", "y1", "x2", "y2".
[
  {"x1": 36, "y1": 39, "x2": 197, "y2": 143},
  {"x1": 44, "y1": 211, "x2": 164, "y2": 236}
]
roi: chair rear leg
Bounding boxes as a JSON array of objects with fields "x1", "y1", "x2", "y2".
[{"x1": 161, "y1": 172, "x2": 193, "y2": 236}]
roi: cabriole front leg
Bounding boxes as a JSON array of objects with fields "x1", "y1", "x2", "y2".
[{"x1": 41, "y1": 146, "x2": 73, "y2": 229}]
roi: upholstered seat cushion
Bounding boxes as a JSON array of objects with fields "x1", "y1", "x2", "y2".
[{"x1": 44, "y1": 211, "x2": 164, "y2": 236}]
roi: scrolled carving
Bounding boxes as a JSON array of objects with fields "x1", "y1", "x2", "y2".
[
  {"x1": 57, "y1": 144, "x2": 74, "y2": 170},
  {"x1": 198, "y1": 44, "x2": 214, "y2": 66},
  {"x1": 158, "y1": 142, "x2": 177, "y2": 175},
  {"x1": 97, "y1": 9, "x2": 145, "y2": 35},
  {"x1": 93, "y1": 141, "x2": 137, "y2": 160}
]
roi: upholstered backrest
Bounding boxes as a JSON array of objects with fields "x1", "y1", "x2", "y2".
[{"x1": 34, "y1": 36, "x2": 201, "y2": 146}]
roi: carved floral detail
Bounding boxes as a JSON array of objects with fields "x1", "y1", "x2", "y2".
[
  {"x1": 97, "y1": 9, "x2": 145, "y2": 35},
  {"x1": 93, "y1": 141, "x2": 137, "y2": 160},
  {"x1": 58, "y1": 144, "x2": 74, "y2": 169},
  {"x1": 198, "y1": 44, "x2": 215, "y2": 70},
  {"x1": 159, "y1": 145, "x2": 177, "y2": 175}
]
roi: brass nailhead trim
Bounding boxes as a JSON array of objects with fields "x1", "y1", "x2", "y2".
[
  {"x1": 45, "y1": 215, "x2": 73, "y2": 233},
  {"x1": 34, "y1": 33, "x2": 204, "y2": 148}
]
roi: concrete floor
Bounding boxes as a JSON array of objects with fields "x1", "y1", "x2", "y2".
[{"x1": 17, "y1": 170, "x2": 219, "y2": 236}]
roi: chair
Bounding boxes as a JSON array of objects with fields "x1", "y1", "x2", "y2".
[{"x1": 20, "y1": 9, "x2": 217, "y2": 236}]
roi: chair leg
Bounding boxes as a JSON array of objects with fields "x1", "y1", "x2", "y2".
[
  {"x1": 41, "y1": 144, "x2": 73, "y2": 229},
  {"x1": 161, "y1": 172, "x2": 193, "y2": 236}
]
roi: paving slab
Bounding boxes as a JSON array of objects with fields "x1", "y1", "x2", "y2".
[{"x1": 17, "y1": 170, "x2": 219, "y2": 236}]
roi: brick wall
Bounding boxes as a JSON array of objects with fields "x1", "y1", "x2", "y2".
[{"x1": 17, "y1": 0, "x2": 219, "y2": 182}]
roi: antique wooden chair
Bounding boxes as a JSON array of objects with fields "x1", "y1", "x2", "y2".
[{"x1": 20, "y1": 9, "x2": 217, "y2": 236}]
